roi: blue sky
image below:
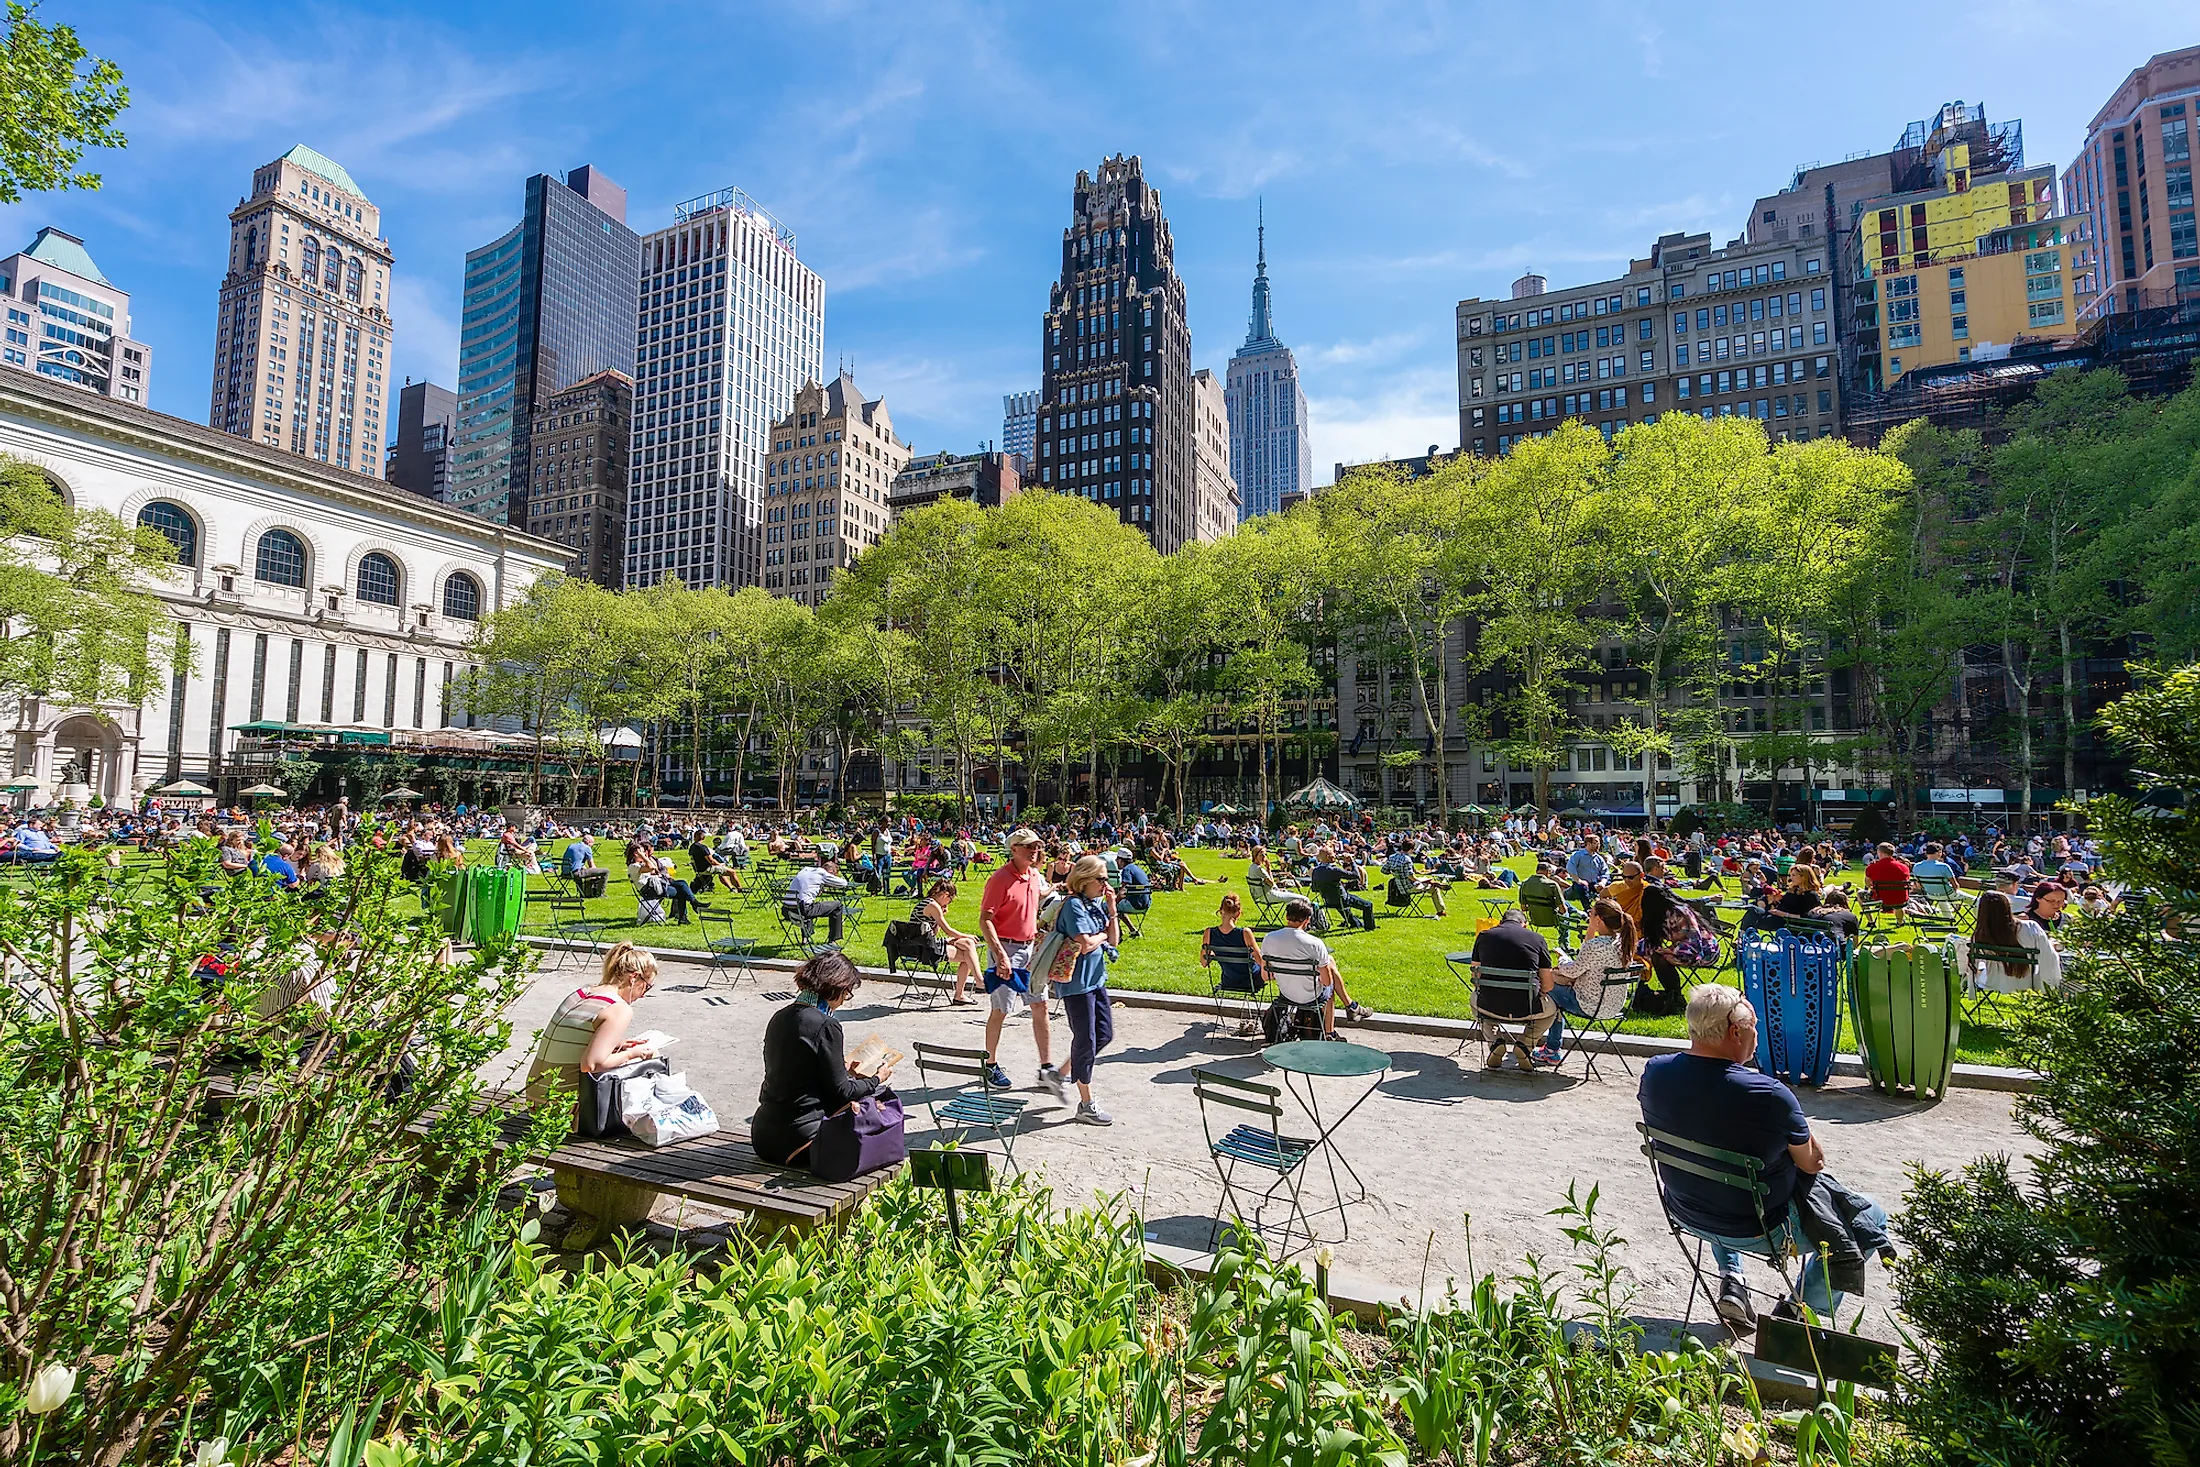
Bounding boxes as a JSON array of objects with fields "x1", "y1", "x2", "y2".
[{"x1": 10, "y1": 2, "x2": 2195, "y2": 482}]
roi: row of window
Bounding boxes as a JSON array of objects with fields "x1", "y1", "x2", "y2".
[{"x1": 133, "y1": 502, "x2": 482, "y2": 619}]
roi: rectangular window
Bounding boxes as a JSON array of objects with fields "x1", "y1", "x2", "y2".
[
  {"x1": 1677, "y1": 376, "x2": 1692, "y2": 399},
  {"x1": 285, "y1": 638, "x2": 303, "y2": 722},
  {"x1": 1813, "y1": 321, "x2": 1828, "y2": 344},
  {"x1": 1673, "y1": 311, "x2": 1688, "y2": 333},
  {"x1": 383, "y1": 653, "x2": 398, "y2": 728}
]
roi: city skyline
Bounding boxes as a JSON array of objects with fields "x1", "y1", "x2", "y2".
[{"x1": 2, "y1": 3, "x2": 2194, "y2": 482}]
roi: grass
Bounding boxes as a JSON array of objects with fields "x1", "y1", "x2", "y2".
[{"x1": 489, "y1": 840, "x2": 2030, "y2": 1067}]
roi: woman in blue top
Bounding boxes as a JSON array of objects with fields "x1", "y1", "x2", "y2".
[{"x1": 1045, "y1": 854, "x2": 1120, "y2": 1126}]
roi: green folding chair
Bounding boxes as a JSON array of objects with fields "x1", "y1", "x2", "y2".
[
  {"x1": 1637, "y1": 1122, "x2": 1801, "y2": 1337},
  {"x1": 914, "y1": 1043, "x2": 1030, "y2": 1174},
  {"x1": 1193, "y1": 1068, "x2": 1320, "y2": 1256}
]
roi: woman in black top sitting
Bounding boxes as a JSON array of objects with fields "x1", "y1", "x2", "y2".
[{"x1": 752, "y1": 951, "x2": 892, "y2": 1167}]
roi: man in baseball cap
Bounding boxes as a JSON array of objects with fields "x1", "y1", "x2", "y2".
[{"x1": 978, "y1": 828, "x2": 1061, "y2": 1094}]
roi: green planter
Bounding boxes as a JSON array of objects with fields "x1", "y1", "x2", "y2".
[
  {"x1": 1851, "y1": 944, "x2": 1961, "y2": 1100},
  {"x1": 432, "y1": 868, "x2": 473, "y2": 939}
]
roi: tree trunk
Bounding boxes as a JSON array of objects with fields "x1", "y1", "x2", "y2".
[
  {"x1": 2004, "y1": 638, "x2": 2035, "y2": 817},
  {"x1": 2057, "y1": 618, "x2": 2079, "y2": 798}
]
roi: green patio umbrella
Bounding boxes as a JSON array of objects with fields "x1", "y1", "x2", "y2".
[
  {"x1": 2, "y1": 777, "x2": 40, "y2": 793},
  {"x1": 1207, "y1": 802, "x2": 1243, "y2": 816},
  {"x1": 155, "y1": 779, "x2": 215, "y2": 797},
  {"x1": 381, "y1": 787, "x2": 423, "y2": 802},
  {"x1": 238, "y1": 782, "x2": 287, "y2": 799},
  {"x1": 1284, "y1": 776, "x2": 1358, "y2": 809},
  {"x1": 1451, "y1": 804, "x2": 1489, "y2": 816}
]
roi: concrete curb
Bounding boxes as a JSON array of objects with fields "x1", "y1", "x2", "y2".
[{"x1": 520, "y1": 934, "x2": 2040, "y2": 1095}]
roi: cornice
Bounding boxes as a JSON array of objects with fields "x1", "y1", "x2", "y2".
[{"x1": 0, "y1": 366, "x2": 568, "y2": 565}]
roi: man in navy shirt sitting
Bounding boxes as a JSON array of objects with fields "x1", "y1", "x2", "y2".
[{"x1": 1638, "y1": 983, "x2": 1886, "y2": 1328}]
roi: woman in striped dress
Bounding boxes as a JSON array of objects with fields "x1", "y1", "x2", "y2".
[{"x1": 525, "y1": 942, "x2": 661, "y2": 1109}]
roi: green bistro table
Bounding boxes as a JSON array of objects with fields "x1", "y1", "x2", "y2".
[
  {"x1": 1261, "y1": 1039, "x2": 1391, "y2": 1243},
  {"x1": 1474, "y1": 888, "x2": 1519, "y2": 917}
]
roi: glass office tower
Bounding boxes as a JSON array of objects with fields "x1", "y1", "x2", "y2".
[{"x1": 449, "y1": 166, "x2": 640, "y2": 524}]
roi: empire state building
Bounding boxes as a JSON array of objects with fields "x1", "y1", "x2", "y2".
[{"x1": 1224, "y1": 205, "x2": 1312, "y2": 519}]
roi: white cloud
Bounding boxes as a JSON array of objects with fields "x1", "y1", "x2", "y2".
[
  {"x1": 1307, "y1": 365, "x2": 1457, "y2": 484},
  {"x1": 1301, "y1": 330, "x2": 1424, "y2": 368}
]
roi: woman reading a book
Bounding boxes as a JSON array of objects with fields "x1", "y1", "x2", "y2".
[
  {"x1": 524, "y1": 941, "x2": 662, "y2": 1111},
  {"x1": 753, "y1": 950, "x2": 898, "y2": 1167}
]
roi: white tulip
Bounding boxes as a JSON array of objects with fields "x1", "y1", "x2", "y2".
[
  {"x1": 25, "y1": 1362, "x2": 76, "y2": 1415},
  {"x1": 194, "y1": 1437, "x2": 231, "y2": 1467}
]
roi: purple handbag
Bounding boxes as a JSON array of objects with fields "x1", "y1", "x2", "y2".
[{"x1": 809, "y1": 1088, "x2": 906, "y2": 1181}]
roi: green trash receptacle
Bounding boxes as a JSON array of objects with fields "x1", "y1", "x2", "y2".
[
  {"x1": 467, "y1": 866, "x2": 526, "y2": 945},
  {"x1": 1851, "y1": 944, "x2": 1961, "y2": 1100},
  {"x1": 433, "y1": 867, "x2": 472, "y2": 940}
]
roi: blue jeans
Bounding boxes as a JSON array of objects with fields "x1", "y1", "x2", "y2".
[
  {"x1": 1543, "y1": 983, "x2": 1588, "y2": 1053},
  {"x1": 1700, "y1": 1198, "x2": 1889, "y2": 1317}
]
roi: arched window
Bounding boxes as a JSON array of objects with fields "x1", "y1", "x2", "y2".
[
  {"x1": 136, "y1": 501, "x2": 198, "y2": 566},
  {"x1": 324, "y1": 249, "x2": 343, "y2": 291},
  {"x1": 441, "y1": 572, "x2": 481, "y2": 622},
  {"x1": 356, "y1": 551, "x2": 400, "y2": 605},
  {"x1": 254, "y1": 528, "x2": 308, "y2": 588},
  {"x1": 345, "y1": 257, "x2": 363, "y2": 300},
  {"x1": 300, "y1": 237, "x2": 320, "y2": 280}
]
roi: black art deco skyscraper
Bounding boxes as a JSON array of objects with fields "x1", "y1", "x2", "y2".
[{"x1": 1035, "y1": 155, "x2": 1194, "y2": 551}]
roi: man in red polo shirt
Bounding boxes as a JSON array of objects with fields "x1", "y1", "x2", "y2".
[
  {"x1": 1863, "y1": 842, "x2": 1912, "y2": 916},
  {"x1": 981, "y1": 828, "x2": 1061, "y2": 1095}
]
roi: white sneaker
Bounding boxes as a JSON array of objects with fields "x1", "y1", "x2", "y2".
[
  {"x1": 1076, "y1": 1100, "x2": 1114, "y2": 1126},
  {"x1": 1038, "y1": 1065, "x2": 1068, "y2": 1104}
]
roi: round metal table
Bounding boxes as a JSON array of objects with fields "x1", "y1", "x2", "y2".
[{"x1": 1261, "y1": 1039, "x2": 1391, "y2": 1242}]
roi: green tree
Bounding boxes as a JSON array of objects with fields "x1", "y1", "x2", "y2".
[
  {"x1": 458, "y1": 574, "x2": 610, "y2": 804},
  {"x1": 1605, "y1": 413, "x2": 1760, "y2": 824},
  {"x1": 1891, "y1": 663, "x2": 2200, "y2": 1464},
  {"x1": 0, "y1": 458, "x2": 183, "y2": 712},
  {"x1": 1870, "y1": 419, "x2": 1987, "y2": 827},
  {"x1": 1318, "y1": 459, "x2": 1488, "y2": 815},
  {"x1": 1719, "y1": 433, "x2": 1903, "y2": 821},
  {"x1": 1461, "y1": 423, "x2": 1614, "y2": 816},
  {"x1": 1205, "y1": 509, "x2": 1326, "y2": 818},
  {"x1": 0, "y1": 1, "x2": 126, "y2": 203}
]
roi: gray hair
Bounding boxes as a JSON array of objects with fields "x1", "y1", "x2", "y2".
[{"x1": 1685, "y1": 984, "x2": 1755, "y2": 1043}]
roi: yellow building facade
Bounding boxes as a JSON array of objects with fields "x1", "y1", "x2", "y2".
[{"x1": 1858, "y1": 147, "x2": 2075, "y2": 386}]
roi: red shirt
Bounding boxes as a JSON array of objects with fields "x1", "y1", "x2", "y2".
[
  {"x1": 1864, "y1": 856, "x2": 1912, "y2": 910},
  {"x1": 980, "y1": 863, "x2": 1049, "y2": 942}
]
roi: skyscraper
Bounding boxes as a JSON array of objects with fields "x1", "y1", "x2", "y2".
[
  {"x1": 525, "y1": 368, "x2": 631, "y2": 587},
  {"x1": 210, "y1": 145, "x2": 393, "y2": 475},
  {"x1": 1190, "y1": 367, "x2": 1240, "y2": 542},
  {"x1": 449, "y1": 166, "x2": 640, "y2": 525},
  {"x1": 1000, "y1": 388, "x2": 1039, "y2": 465},
  {"x1": 1034, "y1": 155, "x2": 1194, "y2": 551},
  {"x1": 626, "y1": 186, "x2": 823, "y2": 590},
  {"x1": 1224, "y1": 206, "x2": 1312, "y2": 519},
  {"x1": 386, "y1": 381, "x2": 457, "y2": 502},
  {"x1": 2063, "y1": 46, "x2": 2200, "y2": 320},
  {"x1": 761, "y1": 370, "x2": 907, "y2": 604},
  {"x1": 0, "y1": 227, "x2": 151, "y2": 401}
]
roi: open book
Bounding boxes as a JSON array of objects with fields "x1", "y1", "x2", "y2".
[
  {"x1": 629, "y1": 1030, "x2": 680, "y2": 1052},
  {"x1": 847, "y1": 1033, "x2": 904, "y2": 1078}
]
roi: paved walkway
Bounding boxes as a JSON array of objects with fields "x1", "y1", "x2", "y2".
[{"x1": 495, "y1": 952, "x2": 2028, "y2": 1325}]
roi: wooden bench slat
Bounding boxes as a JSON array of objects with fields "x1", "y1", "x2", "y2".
[{"x1": 411, "y1": 1091, "x2": 892, "y2": 1223}]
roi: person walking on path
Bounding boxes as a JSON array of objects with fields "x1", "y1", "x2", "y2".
[
  {"x1": 1045, "y1": 854, "x2": 1120, "y2": 1124},
  {"x1": 979, "y1": 827, "x2": 1060, "y2": 1093}
]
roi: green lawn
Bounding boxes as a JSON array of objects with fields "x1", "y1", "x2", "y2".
[{"x1": 492, "y1": 841, "x2": 2028, "y2": 1067}]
